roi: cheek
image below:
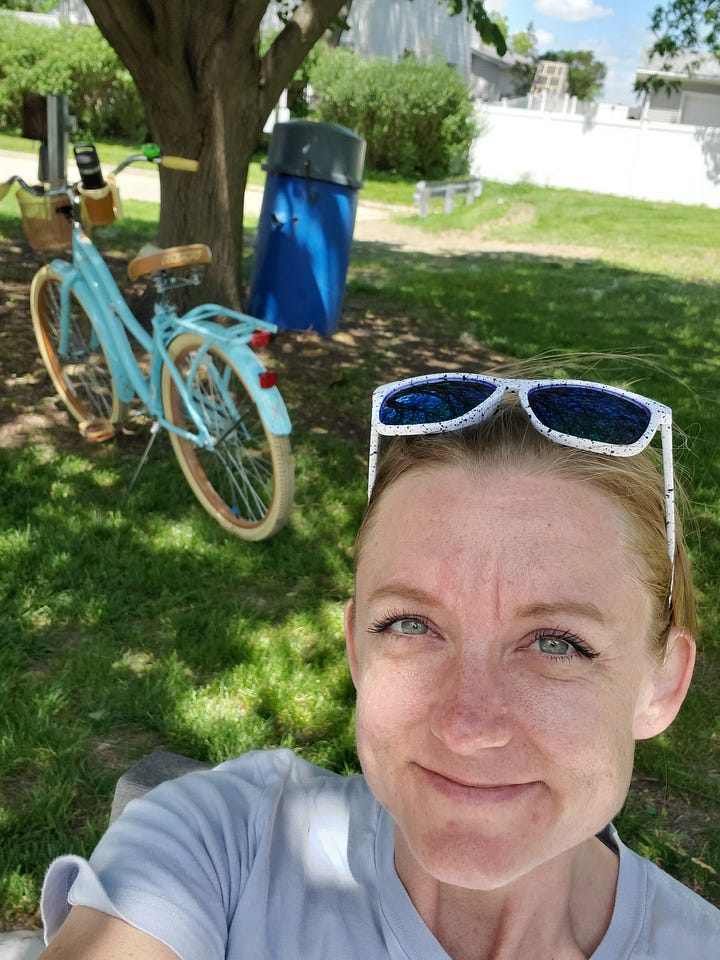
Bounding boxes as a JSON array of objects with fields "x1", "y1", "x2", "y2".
[
  {"x1": 524, "y1": 680, "x2": 638, "y2": 783},
  {"x1": 354, "y1": 662, "x2": 432, "y2": 749}
]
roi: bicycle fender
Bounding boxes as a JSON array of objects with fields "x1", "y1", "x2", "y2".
[
  {"x1": 223, "y1": 344, "x2": 292, "y2": 436},
  {"x1": 46, "y1": 260, "x2": 137, "y2": 404},
  {"x1": 49, "y1": 259, "x2": 101, "y2": 318},
  {"x1": 48, "y1": 258, "x2": 79, "y2": 292}
]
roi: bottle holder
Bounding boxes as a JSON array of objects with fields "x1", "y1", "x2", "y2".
[
  {"x1": 16, "y1": 191, "x2": 73, "y2": 252},
  {"x1": 79, "y1": 180, "x2": 117, "y2": 227}
]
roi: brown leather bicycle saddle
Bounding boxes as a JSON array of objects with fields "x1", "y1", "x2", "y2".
[{"x1": 127, "y1": 243, "x2": 212, "y2": 281}]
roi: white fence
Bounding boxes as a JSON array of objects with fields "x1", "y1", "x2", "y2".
[{"x1": 471, "y1": 102, "x2": 720, "y2": 208}]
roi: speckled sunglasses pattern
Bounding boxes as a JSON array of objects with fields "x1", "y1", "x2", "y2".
[{"x1": 368, "y1": 373, "x2": 675, "y2": 573}]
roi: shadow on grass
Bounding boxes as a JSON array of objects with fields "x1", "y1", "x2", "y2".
[{"x1": 1, "y1": 228, "x2": 719, "y2": 920}]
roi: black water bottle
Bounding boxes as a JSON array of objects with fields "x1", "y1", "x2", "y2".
[{"x1": 73, "y1": 143, "x2": 106, "y2": 190}]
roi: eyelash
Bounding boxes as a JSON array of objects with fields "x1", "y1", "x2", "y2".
[
  {"x1": 535, "y1": 629, "x2": 600, "y2": 661},
  {"x1": 368, "y1": 613, "x2": 599, "y2": 661},
  {"x1": 368, "y1": 610, "x2": 430, "y2": 635}
]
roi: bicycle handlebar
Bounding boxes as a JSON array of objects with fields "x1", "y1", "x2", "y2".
[
  {"x1": 109, "y1": 147, "x2": 198, "y2": 177},
  {"x1": 0, "y1": 143, "x2": 198, "y2": 217},
  {"x1": 0, "y1": 174, "x2": 48, "y2": 200},
  {"x1": 159, "y1": 156, "x2": 199, "y2": 172}
]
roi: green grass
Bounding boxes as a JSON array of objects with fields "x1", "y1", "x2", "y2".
[
  {"x1": 1, "y1": 151, "x2": 719, "y2": 925},
  {"x1": 406, "y1": 179, "x2": 720, "y2": 282}
]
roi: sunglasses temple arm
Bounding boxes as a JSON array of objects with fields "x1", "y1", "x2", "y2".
[
  {"x1": 368, "y1": 427, "x2": 379, "y2": 499},
  {"x1": 661, "y1": 420, "x2": 676, "y2": 592}
]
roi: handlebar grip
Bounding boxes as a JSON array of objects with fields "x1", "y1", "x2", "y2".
[{"x1": 160, "y1": 156, "x2": 199, "y2": 172}]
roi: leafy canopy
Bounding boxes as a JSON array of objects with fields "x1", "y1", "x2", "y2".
[
  {"x1": 649, "y1": 0, "x2": 720, "y2": 59},
  {"x1": 541, "y1": 49, "x2": 607, "y2": 101},
  {"x1": 638, "y1": 1, "x2": 720, "y2": 92}
]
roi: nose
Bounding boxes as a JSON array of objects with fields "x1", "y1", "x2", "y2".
[{"x1": 429, "y1": 654, "x2": 515, "y2": 754}]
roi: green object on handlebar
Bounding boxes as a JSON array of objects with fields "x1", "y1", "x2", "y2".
[{"x1": 142, "y1": 143, "x2": 161, "y2": 159}]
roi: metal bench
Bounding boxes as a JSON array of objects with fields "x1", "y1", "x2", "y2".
[
  {"x1": 413, "y1": 178, "x2": 483, "y2": 217},
  {"x1": 111, "y1": 750, "x2": 212, "y2": 822}
]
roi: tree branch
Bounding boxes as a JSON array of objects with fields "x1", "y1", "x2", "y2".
[
  {"x1": 83, "y1": 0, "x2": 157, "y2": 77},
  {"x1": 259, "y1": 0, "x2": 345, "y2": 118}
]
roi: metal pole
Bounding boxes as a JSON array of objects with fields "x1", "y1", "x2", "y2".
[{"x1": 45, "y1": 94, "x2": 69, "y2": 185}]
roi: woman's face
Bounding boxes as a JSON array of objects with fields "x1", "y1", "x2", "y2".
[{"x1": 346, "y1": 465, "x2": 690, "y2": 891}]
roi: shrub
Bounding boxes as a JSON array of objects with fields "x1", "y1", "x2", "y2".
[
  {"x1": 307, "y1": 47, "x2": 478, "y2": 180},
  {"x1": 0, "y1": 14, "x2": 147, "y2": 143}
]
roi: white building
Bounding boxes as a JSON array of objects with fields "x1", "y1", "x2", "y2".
[
  {"x1": 636, "y1": 49, "x2": 720, "y2": 127},
  {"x1": 263, "y1": 0, "x2": 527, "y2": 101}
]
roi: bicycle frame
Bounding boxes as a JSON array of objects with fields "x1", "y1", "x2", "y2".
[{"x1": 49, "y1": 223, "x2": 291, "y2": 448}]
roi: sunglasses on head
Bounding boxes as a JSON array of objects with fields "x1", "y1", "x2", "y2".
[{"x1": 369, "y1": 373, "x2": 675, "y2": 573}]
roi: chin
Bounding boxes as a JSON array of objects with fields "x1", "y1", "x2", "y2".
[
  {"x1": 399, "y1": 823, "x2": 541, "y2": 887},
  {"x1": 395, "y1": 812, "x2": 605, "y2": 893}
]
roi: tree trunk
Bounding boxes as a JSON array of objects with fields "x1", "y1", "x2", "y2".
[
  {"x1": 325, "y1": 2, "x2": 353, "y2": 47},
  {"x1": 84, "y1": 0, "x2": 346, "y2": 308}
]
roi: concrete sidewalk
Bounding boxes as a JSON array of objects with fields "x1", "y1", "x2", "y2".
[
  {"x1": 0, "y1": 148, "x2": 392, "y2": 223},
  {"x1": 0, "y1": 930, "x2": 43, "y2": 960}
]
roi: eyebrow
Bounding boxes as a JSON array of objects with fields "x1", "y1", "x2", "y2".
[
  {"x1": 366, "y1": 585, "x2": 443, "y2": 608},
  {"x1": 513, "y1": 600, "x2": 610, "y2": 625},
  {"x1": 366, "y1": 587, "x2": 609, "y2": 625}
]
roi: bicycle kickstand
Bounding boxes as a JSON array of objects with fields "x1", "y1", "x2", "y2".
[{"x1": 128, "y1": 420, "x2": 161, "y2": 492}]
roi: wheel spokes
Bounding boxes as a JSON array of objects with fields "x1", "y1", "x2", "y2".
[{"x1": 185, "y1": 352, "x2": 275, "y2": 523}]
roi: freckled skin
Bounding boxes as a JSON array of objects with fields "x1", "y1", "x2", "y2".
[{"x1": 345, "y1": 466, "x2": 691, "y2": 917}]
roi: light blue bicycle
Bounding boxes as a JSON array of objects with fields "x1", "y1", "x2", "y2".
[{"x1": 2, "y1": 144, "x2": 294, "y2": 541}]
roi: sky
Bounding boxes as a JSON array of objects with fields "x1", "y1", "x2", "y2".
[{"x1": 492, "y1": 0, "x2": 661, "y2": 105}]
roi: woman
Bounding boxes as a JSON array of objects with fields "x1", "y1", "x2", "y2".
[{"x1": 39, "y1": 373, "x2": 719, "y2": 959}]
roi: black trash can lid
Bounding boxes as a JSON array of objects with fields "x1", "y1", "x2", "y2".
[{"x1": 264, "y1": 120, "x2": 365, "y2": 188}]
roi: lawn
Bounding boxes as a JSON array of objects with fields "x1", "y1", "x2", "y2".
[{"x1": 1, "y1": 159, "x2": 719, "y2": 926}]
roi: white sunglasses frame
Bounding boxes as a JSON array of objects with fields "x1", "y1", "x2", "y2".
[{"x1": 368, "y1": 373, "x2": 675, "y2": 575}]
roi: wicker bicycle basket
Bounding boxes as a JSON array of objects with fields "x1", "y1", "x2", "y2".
[{"x1": 16, "y1": 190, "x2": 73, "y2": 253}]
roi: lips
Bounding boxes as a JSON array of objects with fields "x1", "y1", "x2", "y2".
[{"x1": 414, "y1": 763, "x2": 540, "y2": 803}]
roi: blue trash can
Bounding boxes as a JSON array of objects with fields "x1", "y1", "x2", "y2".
[{"x1": 248, "y1": 120, "x2": 366, "y2": 336}]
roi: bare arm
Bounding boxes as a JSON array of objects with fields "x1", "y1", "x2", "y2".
[{"x1": 39, "y1": 906, "x2": 179, "y2": 960}]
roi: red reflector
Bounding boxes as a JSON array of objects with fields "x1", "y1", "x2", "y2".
[
  {"x1": 259, "y1": 370, "x2": 277, "y2": 389},
  {"x1": 251, "y1": 331, "x2": 273, "y2": 347}
]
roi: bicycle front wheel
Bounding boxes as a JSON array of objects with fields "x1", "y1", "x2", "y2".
[
  {"x1": 161, "y1": 334, "x2": 294, "y2": 540},
  {"x1": 30, "y1": 265, "x2": 126, "y2": 425}
]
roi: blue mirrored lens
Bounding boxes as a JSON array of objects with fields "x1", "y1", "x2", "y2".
[
  {"x1": 379, "y1": 380, "x2": 497, "y2": 426},
  {"x1": 528, "y1": 385, "x2": 652, "y2": 444}
]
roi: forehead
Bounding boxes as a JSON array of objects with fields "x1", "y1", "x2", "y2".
[{"x1": 356, "y1": 465, "x2": 643, "y2": 610}]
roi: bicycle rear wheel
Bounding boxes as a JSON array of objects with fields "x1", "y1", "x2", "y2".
[
  {"x1": 161, "y1": 333, "x2": 294, "y2": 540},
  {"x1": 30, "y1": 265, "x2": 126, "y2": 425}
]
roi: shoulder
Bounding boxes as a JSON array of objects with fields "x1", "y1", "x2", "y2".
[
  {"x1": 604, "y1": 825, "x2": 720, "y2": 958},
  {"x1": 42, "y1": 750, "x2": 376, "y2": 958},
  {"x1": 106, "y1": 748, "x2": 372, "y2": 848},
  {"x1": 179, "y1": 748, "x2": 372, "y2": 819},
  {"x1": 642, "y1": 855, "x2": 720, "y2": 937}
]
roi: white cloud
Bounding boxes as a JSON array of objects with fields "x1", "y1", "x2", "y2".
[
  {"x1": 534, "y1": 27, "x2": 555, "y2": 47},
  {"x1": 534, "y1": 0, "x2": 613, "y2": 22}
]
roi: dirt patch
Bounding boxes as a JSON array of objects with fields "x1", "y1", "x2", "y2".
[
  {"x1": 0, "y1": 223, "x2": 515, "y2": 453},
  {"x1": 353, "y1": 203, "x2": 602, "y2": 261}
]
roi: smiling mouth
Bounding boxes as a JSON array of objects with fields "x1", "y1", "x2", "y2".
[{"x1": 414, "y1": 764, "x2": 540, "y2": 803}]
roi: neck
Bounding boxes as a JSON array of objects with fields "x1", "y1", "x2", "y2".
[{"x1": 394, "y1": 831, "x2": 619, "y2": 960}]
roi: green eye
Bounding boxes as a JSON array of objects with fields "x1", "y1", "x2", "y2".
[
  {"x1": 392, "y1": 618, "x2": 429, "y2": 635},
  {"x1": 537, "y1": 635, "x2": 572, "y2": 656}
]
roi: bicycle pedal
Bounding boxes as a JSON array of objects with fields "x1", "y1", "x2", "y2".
[{"x1": 79, "y1": 418, "x2": 116, "y2": 443}]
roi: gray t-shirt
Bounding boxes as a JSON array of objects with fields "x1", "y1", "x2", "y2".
[{"x1": 41, "y1": 749, "x2": 720, "y2": 959}]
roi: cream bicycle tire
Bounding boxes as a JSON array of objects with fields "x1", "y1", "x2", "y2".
[
  {"x1": 161, "y1": 333, "x2": 294, "y2": 540},
  {"x1": 30, "y1": 265, "x2": 127, "y2": 426}
]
